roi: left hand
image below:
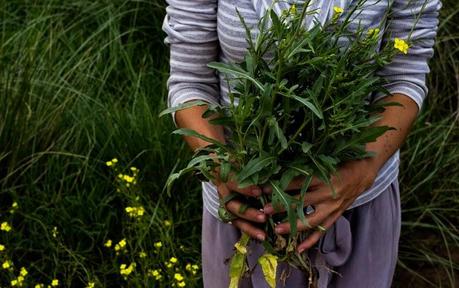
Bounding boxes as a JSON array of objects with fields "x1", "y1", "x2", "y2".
[{"x1": 262, "y1": 158, "x2": 379, "y2": 253}]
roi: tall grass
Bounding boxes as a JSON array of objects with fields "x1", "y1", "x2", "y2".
[{"x1": 0, "y1": 0, "x2": 457, "y2": 287}]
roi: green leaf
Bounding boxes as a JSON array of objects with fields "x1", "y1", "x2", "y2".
[
  {"x1": 207, "y1": 62, "x2": 265, "y2": 92},
  {"x1": 158, "y1": 100, "x2": 210, "y2": 117},
  {"x1": 172, "y1": 128, "x2": 226, "y2": 149},
  {"x1": 237, "y1": 156, "x2": 275, "y2": 183},
  {"x1": 291, "y1": 95, "x2": 323, "y2": 119},
  {"x1": 268, "y1": 117, "x2": 288, "y2": 150}
]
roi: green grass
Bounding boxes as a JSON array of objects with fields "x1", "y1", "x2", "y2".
[{"x1": 0, "y1": 0, "x2": 457, "y2": 287}]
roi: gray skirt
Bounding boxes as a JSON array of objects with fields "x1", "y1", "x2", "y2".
[{"x1": 201, "y1": 178, "x2": 401, "y2": 288}]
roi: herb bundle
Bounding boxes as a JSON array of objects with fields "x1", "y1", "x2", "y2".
[{"x1": 161, "y1": 1, "x2": 408, "y2": 286}]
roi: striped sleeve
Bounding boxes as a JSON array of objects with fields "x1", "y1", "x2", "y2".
[
  {"x1": 162, "y1": 0, "x2": 221, "y2": 126},
  {"x1": 372, "y1": 0, "x2": 442, "y2": 114}
]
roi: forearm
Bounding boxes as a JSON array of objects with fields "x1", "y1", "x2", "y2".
[
  {"x1": 175, "y1": 105, "x2": 226, "y2": 152},
  {"x1": 364, "y1": 93, "x2": 419, "y2": 173}
]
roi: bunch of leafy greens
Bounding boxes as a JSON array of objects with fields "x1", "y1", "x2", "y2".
[{"x1": 161, "y1": 1, "x2": 405, "y2": 286}]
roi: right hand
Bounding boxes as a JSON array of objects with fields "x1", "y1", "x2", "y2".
[{"x1": 213, "y1": 171, "x2": 268, "y2": 241}]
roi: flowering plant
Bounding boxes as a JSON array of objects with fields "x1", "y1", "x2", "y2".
[{"x1": 162, "y1": 1, "x2": 410, "y2": 286}]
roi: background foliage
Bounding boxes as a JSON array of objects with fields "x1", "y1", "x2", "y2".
[{"x1": 0, "y1": 0, "x2": 457, "y2": 287}]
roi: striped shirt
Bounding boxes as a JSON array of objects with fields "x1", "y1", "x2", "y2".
[{"x1": 162, "y1": 0, "x2": 441, "y2": 220}]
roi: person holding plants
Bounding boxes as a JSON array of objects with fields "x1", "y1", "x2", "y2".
[{"x1": 162, "y1": 0, "x2": 441, "y2": 287}]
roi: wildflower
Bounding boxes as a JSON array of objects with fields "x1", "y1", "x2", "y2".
[
  {"x1": 394, "y1": 38, "x2": 409, "y2": 54},
  {"x1": 178, "y1": 281, "x2": 186, "y2": 287},
  {"x1": 125, "y1": 206, "x2": 145, "y2": 218},
  {"x1": 164, "y1": 220, "x2": 172, "y2": 227},
  {"x1": 191, "y1": 264, "x2": 199, "y2": 270},
  {"x1": 169, "y1": 257, "x2": 178, "y2": 264},
  {"x1": 104, "y1": 239, "x2": 112, "y2": 248},
  {"x1": 120, "y1": 262, "x2": 136, "y2": 278},
  {"x1": 51, "y1": 279, "x2": 59, "y2": 286},
  {"x1": 154, "y1": 241, "x2": 162, "y2": 249},
  {"x1": 367, "y1": 28, "x2": 380, "y2": 37},
  {"x1": 11, "y1": 279, "x2": 19, "y2": 286},
  {"x1": 114, "y1": 238, "x2": 127, "y2": 254},
  {"x1": 185, "y1": 263, "x2": 192, "y2": 271},
  {"x1": 86, "y1": 282, "x2": 95, "y2": 288},
  {"x1": 1, "y1": 222, "x2": 12, "y2": 232},
  {"x1": 0, "y1": 244, "x2": 5, "y2": 251},
  {"x1": 333, "y1": 6, "x2": 344, "y2": 14},
  {"x1": 130, "y1": 167, "x2": 139, "y2": 173},
  {"x1": 117, "y1": 173, "x2": 124, "y2": 179},
  {"x1": 123, "y1": 175, "x2": 134, "y2": 183},
  {"x1": 2, "y1": 260, "x2": 12, "y2": 269},
  {"x1": 174, "y1": 273, "x2": 184, "y2": 282},
  {"x1": 289, "y1": 4, "x2": 297, "y2": 14},
  {"x1": 52, "y1": 226, "x2": 58, "y2": 238},
  {"x1": 149, "y1": 269, "x2": 162, "y2": 281},
  {"x1": 106, "y1": 158, "x2": 118, "y2": 167},
  {"x1": 34, "y1": 284, "x2": 45, "y2": 288},
  {"x1": 20, "y1": 267, "x2": 28, "y2": 276},
  {"x1": 139, "y1": 251, "x2": 147, "y2": 258}
]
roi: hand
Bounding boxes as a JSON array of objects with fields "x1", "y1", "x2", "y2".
[
  {"x1": 262, "y1": 159, "x2": 379, "y2": 253},
  {"x1": 212, "y1": 168, "x2": 268, "y2": 241}
]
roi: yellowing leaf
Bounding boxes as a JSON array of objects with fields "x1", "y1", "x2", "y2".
[
  {"x1": 228, "y1": 233, "x2": 250, "y2": 288},
  {"x1": 258, "y1": 253, "x2": 278, "y2": 288}
]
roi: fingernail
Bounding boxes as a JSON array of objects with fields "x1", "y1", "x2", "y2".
[
  {"x1": 256, "y1": 234, "x2": 265, "y2": 241},
  {"x1": 263, "y1": 206, "x2": 273, "y2": 214},
  {"x1": 258, "y1": 208, "x2": 264, "y2": 212},
  {"x1": 257, "y1": 214, "x2": 265, "y2": 221}
]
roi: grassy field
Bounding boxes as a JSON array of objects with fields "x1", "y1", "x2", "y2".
[{"x1": 0, "y1": 0, "x2": 457, "y2": 287}]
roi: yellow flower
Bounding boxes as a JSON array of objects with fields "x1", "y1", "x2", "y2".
[
  {"x1": 394, "y1": 38, "x2": 409, "y2": 54},
  {"x1": 367, "y1": 28, "x2": 380, "y2": 37},
  {"x1": 11, "y1": 279, "x2": 19, "y2": 286},
  {"x1": 333, "y1": 6, "x2": 344, "y2": 13},
  {"x1": 125, "y1": 206, "x2": 145, "y2": 218},
  {"x1": 178, "y1": 281, "x2": 186, "y2": 287},
  {"x1": 114, "y1": 238, "x2": 127, "y2": 252},
  {"x1": 0, "y1": 244, "x2": 5, "y2": 251},
  {"x1": 149, "y1": 269, "x2": 162, "y2": 280},
  {"x1": 104, "y1": 240, "x2": 112, "y2": 248},
  {"x1": 34, "y1": 284, "x2": 45, "y2": 288},
  {"x1": 185, "y1": 263, "x2": 192, "y2": 271},
  {"x1": 1, "y1": 222, "x2": 12, "y2": 232},
  {"x1": 164, "y1": 220, "x2": 172, "y2": 227},
  {"x1": 191, "y1": 264, "x2": 199, "y2": 270},
  {"x1": 139, "y1": 251, "x2": 147, "y2": 258},
  {"x1": 17, "y1": 275, "x2": 25, "y2": 282},
  {"x1": 130, "y1": 167, "x2": 139, "y2": 173},
  {"x1": 169, "y1": 257, "x2": 178, "y2": 264},
  {"x1": 123, "y1": 175, "x2": 134, "y2": 183},
  {"x1": 2, "y1": 260, "x2": 12, "y2": 269},
  {"x1": 105, "y1": 161, "x2": 113, "y2": 167},
  {"x1": 52, "y1": 226, "x2": 58, "y2": 238},
  {"x1": 154, "y1": 241, "x2": 162, "y2": 249},
  {"x1": 51, "y1": 279, "x2": 59, "y2": 286},
  {"x1": 112, "y1": 158, "x2": 118, "y2": 164},
  {"x1": 174, "y1": 273, "x2": 184, "y2": 282},
  {"x1": 289, "y1": 4, "x2": 297, "y2": 14},
  {"x1": 166, "y1": 262, "x2": 173, "y2": 269},
  {"x1": 117, "y1": 173, "x2": 124, "y2": 179},
  {"x1": 86, "y1": 282, "x2": 95, "y2": 288},
  {"x1": 120, "y1": 262, "x2": 136, "y2": 278},
  {"x1": 20, "y1": 267, "x2": 28, "y2": 276}
]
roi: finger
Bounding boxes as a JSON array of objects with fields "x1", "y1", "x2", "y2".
[
  {"x1": 297, "y1": 212, "x2": 341, "y2": 253},
  {"x1": 274, "y1": 204, "x2": 331, "y2": 234},
  {"x1": 232, "y1": 218, "x2": 266, "y2": 241},
  {"x1": 226, "y1": 179, "x2": 262, "y2": 197},
  {"x1": 226, "y1": 199, "x2": 266, "y2": 223},
  {"x1": 263, "y1": 187, "x2": 334, "y2": 215},
  {"x1": 262, "y1": 175, "x2": 323, "y2": 194}
]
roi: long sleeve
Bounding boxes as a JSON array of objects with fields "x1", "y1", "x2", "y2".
[
  {"x1": 372, "y1": 0, "x2": 442, "y2": 113},
  {"x1": 162, "y1": 0, "x2": 221, "y2": 126}
]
